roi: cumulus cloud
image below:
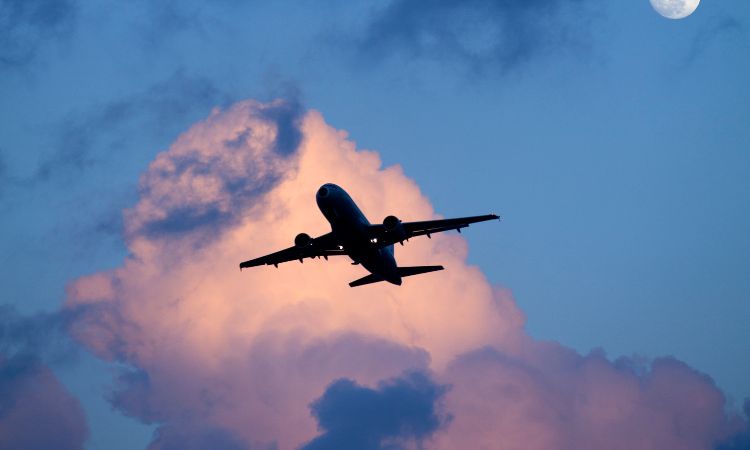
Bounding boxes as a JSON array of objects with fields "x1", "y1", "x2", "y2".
[
  {"x1": 437, "y1": 347, "x2": 745, "y2": 450},
  {"x1": 125, "y1": 97, "x2": 303, "y2": 242},
  {"x1": 348, "y1": 0, "x2": 595, "y2": 74},
  {"x1": 0, "y1": 306, "x2": 88, "y2": 449},
  {"x1": 65, "y1": 99, "x2": 747, "y2": 449}
]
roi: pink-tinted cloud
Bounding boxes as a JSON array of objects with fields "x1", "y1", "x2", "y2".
[
  {"x1": 0, "y1": 306, "x2": 88, "y2": 450},
  {"x1": 0, "y1": 354, "x2": 88, "y2": 450},
  {"x1": 436, "y1": 346, "x2": 743, "y2": 450},
  {"x1": 65, "y1": 99, "x2": 746, "y2": 449}
]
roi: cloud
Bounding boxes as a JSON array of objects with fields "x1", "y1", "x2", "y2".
[
  {"x1": 347, "y1": 0, "x2": 594, "y2": 75},
  {"x1": 436, "y1": 347, "x2": 745, "y2": 450},
  {"x1": 0, "y1": 306, "x2": 88, "y2": 449},
  {"x1": 0, "y1": 304, "x2": 79, "y2": 364},
  {"x1": 125, "y1": 98, "x2": 304, "y2": 242},
  {"x1": 716, "y1": 400, "x2": 750, "y2": 450},
  {"x1": 0, "y1": 0, "x2": 77, "y2": 69},
  {"x1": 301, "y1": 371, "x2": 449, "y2": 450},
  {"x1": 34, "y1": 69, "x2": 233, "y2": 183},
  {"x1": 131, "y1": 0, "x2": 249, "y2": 49},
  {"x1": 64, "y1": 99, "x2": 746, "y2": 449},
  {"x1": 684, "y1": 17, "x2": 744, "y2": 67},
  {"x1": 256, "y1": 94, "x2": 304, "y2": 156},
  {"x1": 0, "y1": 354, "x2": 88, "y2": 449},
  {"x1": 146, "y1": 425, "x2": 253, "y2": 450}
]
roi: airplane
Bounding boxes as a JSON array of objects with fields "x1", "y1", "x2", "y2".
[{"x1": 239, "y1": 183, "x2": 500, "y2": 287}]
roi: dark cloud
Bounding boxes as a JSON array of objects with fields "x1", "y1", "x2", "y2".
[
  {"x1": 0, "y1": 306, "x2": 88, "y2": 449},
  {"x1": 257, "y1": 94, "x2": 304, "y2": 156},
  {"x1": 141, "y1": 0, "x2": 205, "y2": 39},
  {"x1": 34, "y1": 70, "x2": 233, "y2": 183},
  {"x1": 109, "y1": 367, "x2": 157, "y2": 422},
  {"x1": 134, "y1": 0, "x2": 248, "y2": 48},
  {"x1": 146, "y1": 425, "x2": 257, "y2": 450},
  {"x1": 717, "y1": 431, "x2": 750, "y2": 450},
  {"x1": 141, "y1": 203, "x2": 231, "y2": 239},
  {"x1": 124, "y1": 97, "x2": 305, "y2": 242},
  {"x1": 348, "y1": 0, "x2": 594, "y2": 75},
  {"x1": 96, "y1": 329, "x2": 431, "y2": 450},
  {"x1": 135, "y1": 160, "x2": 282, "y2": 242},
  {"x1": 0, "y1": 304, "x2": 79, "y2": 364},
  {"x1": 684, "y1": 17, "x2": 743, "y2": 67},
  {"x1": 0, "y1": 353, "x2": 88, "y2": 449},
  {"x1": 716, "y1": 399, "x2": 750, "y2": 450},
  {"x1": 301, "y1": 371, "x2": 449, "y2": 450},
  {"x1": 0, "y1": 0, "x2": 77, "y2": 69}
]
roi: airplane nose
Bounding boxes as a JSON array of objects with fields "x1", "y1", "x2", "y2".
[{"x1": 317, "y1": 186, "x2": 330, "y2": 198}]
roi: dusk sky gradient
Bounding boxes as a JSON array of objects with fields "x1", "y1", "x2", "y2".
[{"x1": 1, "y1": 1, "x2": 749, "y2": 449}]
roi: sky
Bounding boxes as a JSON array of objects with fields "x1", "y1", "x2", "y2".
[{"x1": 1, "y1": 0, "x2": 749, "y2": 449}]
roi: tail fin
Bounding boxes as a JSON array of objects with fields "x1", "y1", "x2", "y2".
[{"x1": 348, "y1": 265, "x2": 444, "y2": 287}]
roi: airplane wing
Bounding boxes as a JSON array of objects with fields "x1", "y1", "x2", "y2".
[
  {"x1": 239, "y1": 232, "x2": 345, "y2": 269},
  {"x1": 371, "y1": 214, "x2": 500, "y2": 247}
]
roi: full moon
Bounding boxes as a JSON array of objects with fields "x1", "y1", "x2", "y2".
[{"x1": 650, "y1": 0, "x2": 700, "y2": 19}]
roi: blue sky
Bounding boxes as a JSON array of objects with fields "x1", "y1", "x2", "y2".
[{"x1": 1, "y1": 1, "x2": 749, "y2": 449}]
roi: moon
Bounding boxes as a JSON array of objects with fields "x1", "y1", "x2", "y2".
[{"x1": 650, "y1": 0, "x2": 700, "y2": 19}]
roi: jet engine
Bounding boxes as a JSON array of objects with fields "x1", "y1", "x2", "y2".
[
  {"x1": 294, "y1": 233, "x2": 312, "y2": 248},
  {"x1": 382, "y1": 215, "x2": 407, "y2": 242}
]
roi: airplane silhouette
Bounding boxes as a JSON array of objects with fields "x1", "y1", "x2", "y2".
[{"x1": 239, "y1": 183, "x2": 499, "y2": 287}]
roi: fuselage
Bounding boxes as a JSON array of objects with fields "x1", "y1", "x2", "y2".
[{"x1": 315, "y1": 183, "x2": 401, "y2": 285}]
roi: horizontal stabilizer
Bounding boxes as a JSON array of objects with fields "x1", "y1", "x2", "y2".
[
  {"x1": 397, "y1": 265, "x2": 444, "y2": 277},
  {"x1": 348, "y1": 265, "x2": 445, "y2": 287},
  {"x1": 349, "y1": 273, "x2": 384, "y2": 287}
]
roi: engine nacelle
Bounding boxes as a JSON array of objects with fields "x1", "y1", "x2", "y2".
[
  {"x1": 383, "y1": 215, "x2": 400, "y2": 230},
  {"x1": 294, "y1": 232, "x2": 312, "y2": 248},
  {"x1": 382, "y1": 215, "x2": 407, "y2": 242}
]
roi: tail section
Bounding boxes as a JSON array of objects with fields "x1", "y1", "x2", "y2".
[
  {"x1": 349, "y1": 265, "x2": 444, "y2": 287},
  {"x1": 349, "y1": 273, "x2": 384, "y2": 287},
  {"x1": 396, "y1": 265, "x2": 444, "y2": 277}
]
